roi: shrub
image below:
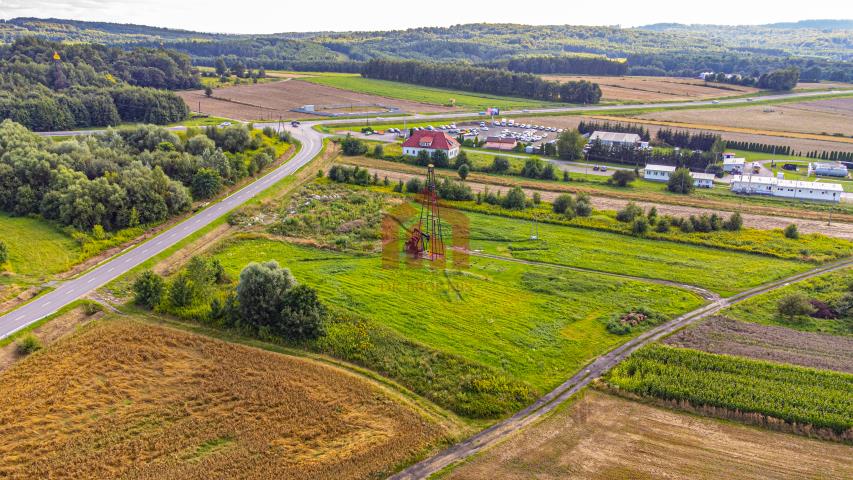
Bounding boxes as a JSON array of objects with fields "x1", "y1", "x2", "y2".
[
  {"x1": 340, "y1": 134, "x2": 368, "y2": 156},
  {"x1": 437, "y1": 178, "x2": 473, "y2": 201},
  {"x1": 278, "y1": 285, "x2": 327, "y2": 340},
  {"x1": 15, "y1": 335, "x2": 42, "y2": 355},
  {"x1": 608, "y1": 169, "x2": 636, "y2": 187},
  {"x1": 553, "y1": 194, "x2": 574, "y2": 214},
  {"x1": 532, "y1": 192, "x2": 541, "y2": 205},
  {"x1": 655, "y1": 217, "x2": 671, "y2": 233},
  {"x1": 632, "y1": 217, "x2": 649, "y2": 236},
  {"x1": 502, "y1": 187, "x2": 527, "y2": 210},
  {"x1": 0, "y1": 240, "x2": 7, "y2": 265},
  {"x1": 405, "y1": 177, "x2": 423, "y2": 194},
  {"x1": 680, "y1": 219, "x2": 695, "y2": 233},
  {"x1": 784, "y1": 224, "x2": 800, "y2": 239},
  {"x1": 133, "y1": 270, "x2": 164, "y2": 308},
  {"x1": 723, "y1": 212, "x2": 743, "y2": 231},
  {"x1": 236, "y1": 260, "x2": 296, "y2": 330},
  {"x1": 809, "y1": 299, "x2": 837, "y2": 319},
  {"x1": 616, "y1": 202, "x2": 643, "y2": 222},
  {"x1": 457, "y1": 164, "x2": 470, "y2": 181},
  {"x1": 491, "y1": 156, "x2": 510, "y2": 173},
  {"x1": 777, "y1": 293, "x2": 816, "y2": 320},
  {"x1": 372, "y1": 144, "x2": 384, "y2": 158}
]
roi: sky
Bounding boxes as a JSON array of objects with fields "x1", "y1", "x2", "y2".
[{"x1": 1, "y1": 0, "x2": 852, "y2": 34}]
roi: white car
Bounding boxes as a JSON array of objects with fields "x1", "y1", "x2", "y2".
[
  {"x1": 557, "y1": 129, "x2": 564, "y2": 133},
  {"x1": 482, "y1": 126, "x2": 489, "y2": 131},
  {"x1": 219, "y1": 121, "x2": 232, "y2": 127},
  {"x1": 426, "y1": 125, "x2": 435, "y2": 130},
  {"x1": 711, "y1": 100, "x2": 720, "y2": 104}
]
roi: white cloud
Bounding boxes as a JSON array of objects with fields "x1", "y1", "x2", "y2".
[{"x1": 1, "y1": 0, "x2": 851, "y2": 33}]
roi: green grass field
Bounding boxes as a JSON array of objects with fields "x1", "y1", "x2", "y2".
[
  {"x1": 464, "y1": 211, "x2": 814, "y2": 297},
  {"x1": 724, "y1": 268, "x2": 853, "y2": 335},
  {"x1": 0, "y1": 214, "x2": 81, "y2": 285},
  {"x1": 210, "y1": 237, "x2": 702, "y2": 392},
  {"x1": 301, "y1": 73, "x2": 564, "y2": 111}
]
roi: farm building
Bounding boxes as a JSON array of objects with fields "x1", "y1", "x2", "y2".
[
  {"x1": 723, "y1": 157, "x2": 746, "y2": 173},
  {"x1": 483, "y1": 136, "x2": 518, "y2": 151},
  {"x1": 730, "y1": 175, "x2": 842, "y2": 202},
  {"x1": 588, "y1": 131, "x2": 641, "y2": 149},
  {"x1": 643, "y1": 164, "x2": 676, "y2": 182},
  {"x1": 692, "y1": 172, "x2": 716, "y2": 188},
  {"x1": 809, "y1": 162, "x2": 848, "y2": 178},
  {"x1": 402, "y1": 131, "x2": 461, "y2": 159}
]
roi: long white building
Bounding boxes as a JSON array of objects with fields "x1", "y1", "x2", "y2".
[
  {"x1": 730, "y1": 175, "x2": 842, "y2": 203},
  {"x1": 644, "y1": 165, "x2": 715, "y2": 188}
]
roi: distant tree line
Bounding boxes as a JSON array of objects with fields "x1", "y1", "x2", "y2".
[
  {"x1": 362, "y1": 59, "x2": 602, "y2": 104},
  {"x1": 656, "y1": 129, "x2": 721, "y2": 151},
  {"x1": 0, "y1": 121, "x2": 285, "y2": 232},
  {"x1": 756, "y1": 68, "x2": 800, "y2": 91},
  {"x1": 490, "y1": 55, "x2": 627, "y2": 76},
  {"x1": 578, "y1": 120, "x2": 651, "y2": 141}
]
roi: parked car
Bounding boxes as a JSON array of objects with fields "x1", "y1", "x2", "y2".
[
  {"x1": 219, "y1": 121, "x2": 232, "y2": 127},
  {"x1": 782, "y1": 164, "x2": 798, "y2": 171},
  {"x1": 593, "y1": 165, "x2": 600, "y2": 171},
  {"x1": 601, "y1": 166, "x2": 608, "y2": 172}
]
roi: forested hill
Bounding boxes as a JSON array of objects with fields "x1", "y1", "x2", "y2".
[
  {"x1": 2, "y1": 18, "x2": 851, "y2": 80},
  {"x1": 0, "y1": 37, "x2": 194, "y2": 130}
]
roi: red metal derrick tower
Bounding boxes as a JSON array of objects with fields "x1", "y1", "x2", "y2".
[{"x1": 405, "y1": 165, "x2": 445, "y2": 260}]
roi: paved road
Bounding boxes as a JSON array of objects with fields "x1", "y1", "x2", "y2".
[
  {"x1": 0, "y1": 124, "x2": 323, "y2": 340},
  {"x1": 389, "y1": 256, "x2": 853, "y2": 479}
]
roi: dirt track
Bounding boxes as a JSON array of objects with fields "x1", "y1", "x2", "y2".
[
  {"x1": 541, "y1": 75, "x2": 758, "y2": 103},
  {"x1": 359, "y1": 166, "x2": 853, "y2": 239}
]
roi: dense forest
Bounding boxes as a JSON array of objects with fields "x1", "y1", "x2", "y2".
[
  {"x1": 362, "y1": 59, "x2": 602, "y2": 103},
  {"x1": 490, "y1": 55, "x2": 627, "y2": 75},
  {"x1": 0, "y1": 120, "x2": 285, "y2": 231},
  {"x1": 0, "y1": 37, "x2": 196, "y2": 131}
]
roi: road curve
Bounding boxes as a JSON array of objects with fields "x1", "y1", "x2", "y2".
[
  {"x1": 389, "y1": 257, "x2": 853, "y2": 479},
  {"x1": 0, "y1": 125, "x2": 324, "y2": 340}
]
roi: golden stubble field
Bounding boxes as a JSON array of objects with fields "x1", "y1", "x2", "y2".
[
  {"x1": 449, "y1": 390, "x2": 853, "y2": 480},
  {"x1": 540, "y1": 75, "x2": 758, "y2": 102},
  {"x1": 638, "y1": 97, "x2": 853, "y2": 138},
  {"x1": 0, "y1": 319, "x2": 448, "y2": 480}
]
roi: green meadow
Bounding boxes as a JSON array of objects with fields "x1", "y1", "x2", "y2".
[{"x1": 0, "y1": 213, "x2": 81, "y2": 285}]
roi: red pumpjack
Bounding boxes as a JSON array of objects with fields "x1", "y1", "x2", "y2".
[{"x1": 405, "y1": 164, "x2": 445, "y2": 260}]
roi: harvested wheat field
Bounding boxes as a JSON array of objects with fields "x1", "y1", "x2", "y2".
[
  {"x1": 638, "y1": 97, "x2": 853, "y2": 138},
  {"x1": 449, "y1": 390, "x2": 853, "y2": 480},
  {"x1": 179, "y1": 79, "x2": 451, "y2": 121},
  {"x1": 0, "y1": 319, "x2": 448, "y2": 480},
  {"x1": 663, "y1": 316, "x2": 853, "y2": 373},
  {"x1": 540, "y1": 75, "x2": 758, "y2": 102}
]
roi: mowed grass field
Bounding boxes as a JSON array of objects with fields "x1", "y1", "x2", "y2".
[
  {"x1": 0, "y1": 319, "x2": 449, "y2": 479},
  {"x1": 464, "y1": 211, "x2": 815, "y2": 297},
  {"x1": 301, "y1": 73, "x2": 563, "y2": 110},
  {"x1": 0, "y1": 213, "x2": 81, "y2": 284},
  {"x1": 210, "y1": 237, "x2": 703, "y2": 391},
  {"x1": 446, "y1": 390, "x2": 853, "y2": 480}
]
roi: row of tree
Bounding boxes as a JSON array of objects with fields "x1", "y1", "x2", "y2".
[
  {"x1": 361, "y1": 59, "x2": 602, "y2": 104},
  {"x1": 723, "y1": 141, "x2": 793, "y2": 156},
  {"x1": 586, "y1": 142, "x2": 715, "y2": 170},
  {"x1": 0, "y1": 121, "x2": 283, "y2": 232},
  {"x1": 577, "y1": 120, "x2": 651, "y2": 141},
  {"x1": 656, "y1": 129, "x2": 722, "y2": 152}
]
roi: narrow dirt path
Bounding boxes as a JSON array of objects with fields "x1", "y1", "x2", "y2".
[{"x1": 389, "y1": 257, "x2": 853, "y2": 479}]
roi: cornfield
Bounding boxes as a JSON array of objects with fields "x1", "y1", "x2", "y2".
[{"x1": 605, "y1": 344, "x2": 853, "y2": 436}]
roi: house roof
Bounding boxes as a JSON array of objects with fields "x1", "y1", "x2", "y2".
[
  {"x1": 589, "y1": 131, "x2": 641, "y2": 144},
  {"x1": 811, "y1": 162, "x2": 847, "y2": 170},
  {"x1": 723, "y1": 157, "x2": 746, "y2": 165},
  {"x1": 402, "y1": 130, "x2": 459, "y2": 151},
  {"x1": 731, "y1": 175, "x2": 843, "y2": 191},
  {"x1": 644, "y1": 164, "x2": 676, "y2": 172},
  {"x1": 692, "y1": 172, "x2": 716, "y2": 181}
]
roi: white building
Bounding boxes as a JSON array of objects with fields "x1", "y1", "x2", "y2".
[
  {"x1": 643, "y1": 164, "x2": 676, "y2": 182},
  {"x1": 723, "y1": 157, "x2": 746, "y2": 173},
  {"x1": 692, "y1": 172, "x2": 716, "y2": 188},
  {"x1": 730, "y1": 175, "x2": 842, "y2": 203},
  {"x1": 809, "y1": 162, "x2": 848, "y2": 178},
  {"x1": 589, "y1": 131, "x2": 641, "y2": 149}
]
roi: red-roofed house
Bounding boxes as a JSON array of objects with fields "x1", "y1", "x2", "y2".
[
  {"x1": 483, "y1": 136, "x2": 517, "y2": 151},
  {"x1": 402, "y1": 131, "x2": 460, "y2": 159}
]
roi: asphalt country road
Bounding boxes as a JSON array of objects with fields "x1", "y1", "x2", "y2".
[
  {"x1": 0, "y1": 124, "x2": 324, "y2": 340},
  {"x1": 389, "y1": 256, "x2": 853, "y2": 479}
]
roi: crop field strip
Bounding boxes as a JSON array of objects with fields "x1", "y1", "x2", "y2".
[
  {"x1": 604, "y1": 344, "x2": 853, "y2": 439},
  {"x1": 664, "y1": 316, "x2": 853, "y2": 373}
]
